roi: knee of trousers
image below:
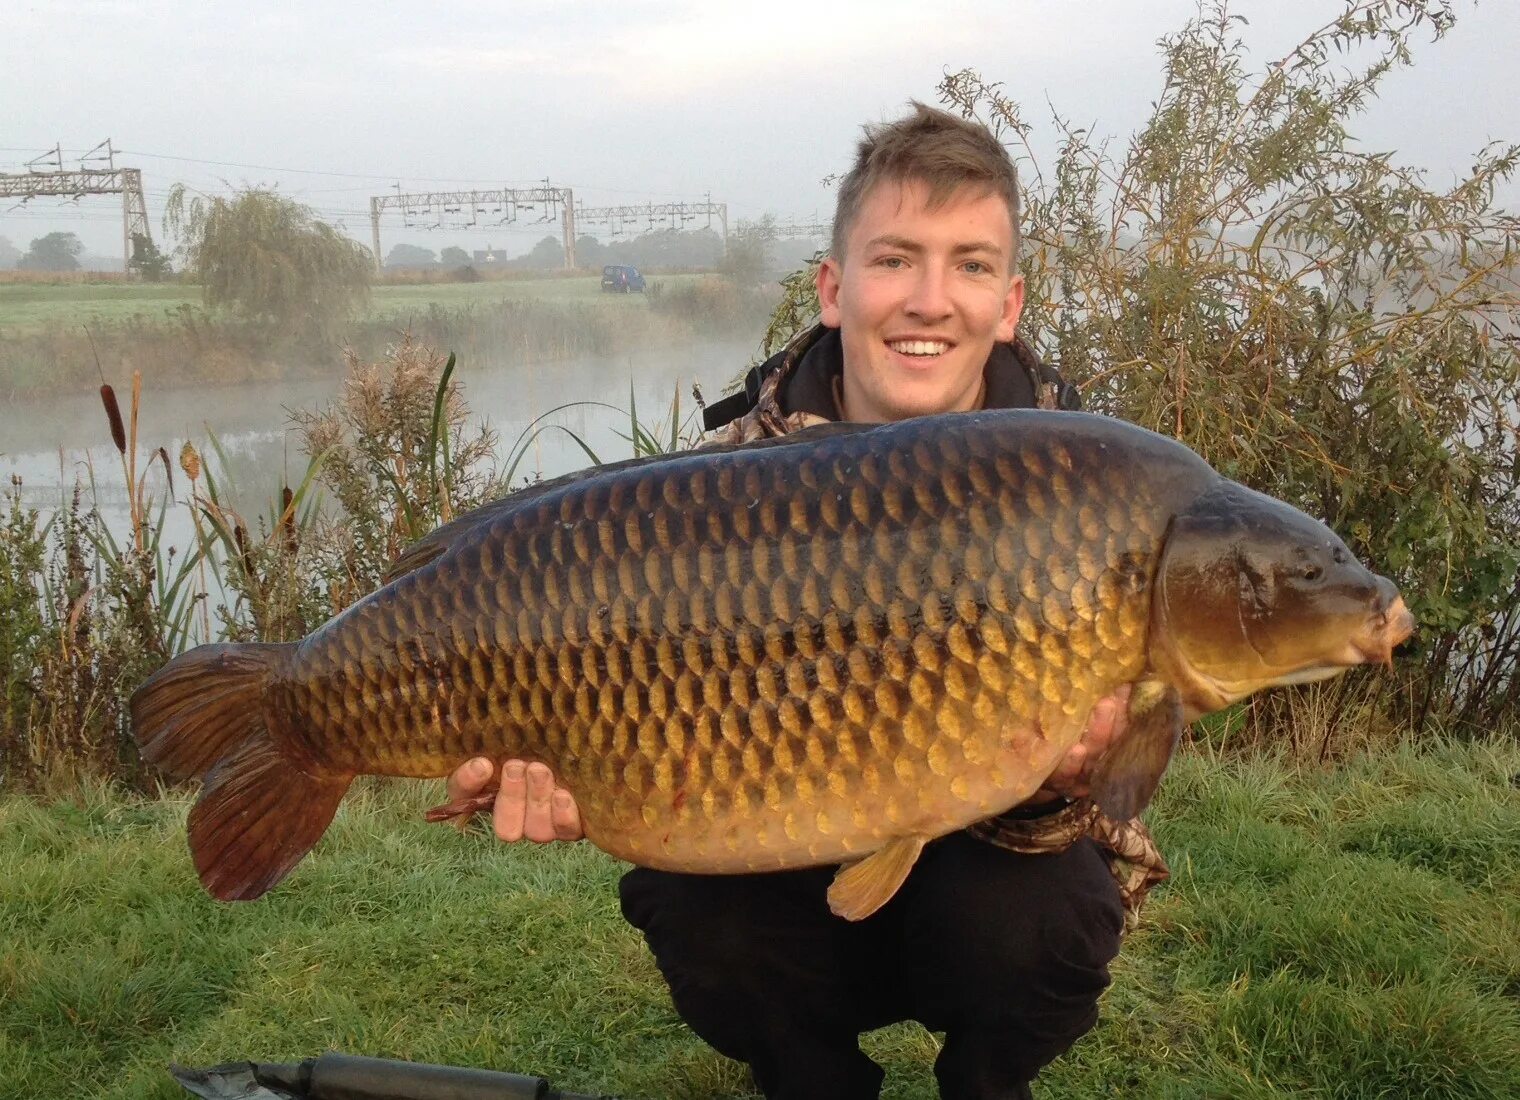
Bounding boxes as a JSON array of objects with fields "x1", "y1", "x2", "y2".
[
  {"x1": 618, "y1": 867, "x2": 850, "y2": 1064},
  {"x1": 905, "y1": 837, "x2": 1125, "y2": 1017}
]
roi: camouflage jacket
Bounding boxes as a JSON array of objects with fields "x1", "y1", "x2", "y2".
[{"x1": 701, "y1": 323, "x2": 1169, "y2": 927}]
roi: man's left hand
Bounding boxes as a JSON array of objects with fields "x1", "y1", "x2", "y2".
[{"x1": 1021, "y1": 684, "x2": 1132, "y2": 808}]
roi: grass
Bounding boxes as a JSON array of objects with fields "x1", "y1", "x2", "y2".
[
  {"x1": 0, "y1": 275, "x2": 712, "y2": 333},
  {"x1": 2, "y1": 738, "x2": 1516, "y2": 1100}
]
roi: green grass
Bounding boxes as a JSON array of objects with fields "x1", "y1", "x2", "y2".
[
  {"x1": 0, "y1": 283, "x2": 199, "y2": 329},
  {"x1": 3, "y1": 739, "x2": 1517, "y2": 1099},
  {"x1": 0, "y1": 275, "x2": 711, "y2": 332}
]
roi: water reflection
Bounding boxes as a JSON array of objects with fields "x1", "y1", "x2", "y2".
[{"x1": 1, "y1": 338, "x2": 756, "y2": 548}]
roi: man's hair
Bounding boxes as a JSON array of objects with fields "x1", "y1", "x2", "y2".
[{"x1": 831, "y1": 102, "x2": 1020, "y2": 269}]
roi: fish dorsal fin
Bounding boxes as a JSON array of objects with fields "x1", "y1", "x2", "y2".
[
  {"x1": 382, "y1": 421, "x2": 882, "y2": 584},
  {"x1": 1090, "y1": 681, "x2": 1184, "y2": 821},
  {"x1": 827, "y1": 834, "x2": 927, "y2": 921}
]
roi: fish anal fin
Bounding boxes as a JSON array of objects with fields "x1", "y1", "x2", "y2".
[
  {"x1": 190, "y1": 736, "x2": 352, "y2": 901},
  {"x1": 827, "y1": 834, "x2": 927, "y2": 921},
  {"x1": 1090, "y1": 681, "x2": 1183, "y2": 822}
]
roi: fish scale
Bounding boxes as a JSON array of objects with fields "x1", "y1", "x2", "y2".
[{"x1": 272, "y1": 412, "x2": 1178, "y2": 872}]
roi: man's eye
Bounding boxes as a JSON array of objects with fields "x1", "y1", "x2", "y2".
[
  {"x1": 963, "y1": 261, "x2": 987, "y2": 274},
  {"x1": 879, "y1": 256, "x2": 905, "y2": 268}
]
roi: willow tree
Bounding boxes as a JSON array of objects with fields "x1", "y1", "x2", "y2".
[
  {"x1": 765, "y1": 0, "x2": 1519, "y2": 735},
  {"x1": 164, "y1": 185, "x2": 372, "y2": 336}
]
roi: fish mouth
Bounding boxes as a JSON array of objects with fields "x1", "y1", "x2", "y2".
[{"x1": 1347, "y1": 595, "x2": 1416, "y2": 668}]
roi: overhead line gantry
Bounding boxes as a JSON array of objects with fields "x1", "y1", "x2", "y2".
[{"x1": 0, "y1": 140, "x2": 153, "y2": 274}]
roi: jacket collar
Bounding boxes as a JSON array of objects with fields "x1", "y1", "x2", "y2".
[{"x1": 778, "y1": 324, "x2": 1042, "y2": 420}]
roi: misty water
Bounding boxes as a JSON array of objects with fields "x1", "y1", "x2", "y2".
[{"x1": 2, "y1": 337, "x2": 757, "y2": 551}]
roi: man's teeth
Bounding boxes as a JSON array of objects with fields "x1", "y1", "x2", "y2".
[{"x1": 889, "y1": 340, "x2": 949, "y2": 357}]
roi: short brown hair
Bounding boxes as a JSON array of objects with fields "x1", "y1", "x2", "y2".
[{"x1": 831, "y1": 102, "x2": 1021, "y2": 268}]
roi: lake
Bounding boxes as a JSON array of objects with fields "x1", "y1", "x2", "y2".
[{"x1": 1, "y1": 337, "x2": 759, "y2": 551}]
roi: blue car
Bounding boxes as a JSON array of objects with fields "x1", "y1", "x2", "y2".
[{"x1": 601, "y1": 264, "x2": 646, "y2": 293}]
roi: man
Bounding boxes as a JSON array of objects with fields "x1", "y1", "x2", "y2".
[{"x1": 447, "y1": 104, "x2": 1167, "y2": 1099}]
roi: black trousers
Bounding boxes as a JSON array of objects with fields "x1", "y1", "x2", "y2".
[{"x1": 619, "y1": 832, "x2": 1124, "y2": 1100}]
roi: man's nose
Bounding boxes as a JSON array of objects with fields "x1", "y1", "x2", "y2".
[{"x1": 904, "y1": 265, "x2": 953, "y2": 321}]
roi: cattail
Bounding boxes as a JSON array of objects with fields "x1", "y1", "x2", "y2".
[
  {"x1": 155, "y1": 447, "x2": 174, "y2": 497},
  {"x1": 234, "y1": 522, "x2": 257, "y2": 581},
  {"x1": 179, "y1": 441, "x2": 201, "y2": 483},
  {"x1": 279, "y1": 485, "x2": 298, "y2": 557},
  {"x1": 100, "y1": 384, "x2": 126, "y2": 454}
]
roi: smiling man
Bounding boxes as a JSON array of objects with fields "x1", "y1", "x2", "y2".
[{"x1": 448, "y1": 104, "x2": 1166, "y2": 1099}]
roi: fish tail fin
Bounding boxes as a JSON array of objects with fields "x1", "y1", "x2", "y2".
[{"x1": 131, "y1": 642, "x2": 352, "y2": 901}]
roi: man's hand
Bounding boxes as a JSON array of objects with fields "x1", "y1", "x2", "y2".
[
  {"x1": 445, "y1": 758, "x2": 585, "y2": 842},
  {"x1": 1021, "y1": 684, "x2": 1132, "y2": 808}
]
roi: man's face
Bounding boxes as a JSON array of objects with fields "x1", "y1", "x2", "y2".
[{"x1": 816, "y1": 178, "x2": 1025, "y2": 423}]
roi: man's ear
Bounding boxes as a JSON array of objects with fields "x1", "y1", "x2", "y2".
[
  {"x1": 996, "y1": 273, "x2": 1026, "y2": 342},
  {"x1": 816, "y1": 256, "x2": 843, "y2": 328}
]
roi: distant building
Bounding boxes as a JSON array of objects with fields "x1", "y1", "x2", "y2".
[{"x1": 472, "y1": 245, "x2": 508, "y2": 265}]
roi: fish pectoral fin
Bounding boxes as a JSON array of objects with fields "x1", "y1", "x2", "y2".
[
  {"x1": 827, "y1": 835, "x2": 928, "y2": 922},
  {"x1": 1089, "y1": 681, "x2": 1184, "y2": 822}
]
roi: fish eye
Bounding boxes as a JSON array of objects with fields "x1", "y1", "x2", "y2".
[
  {"x1": 1332, "y1": 546, "x2": 1348, "y2": 564},
  {"x1": 1303, "y1": 566, "x2": 1323, "y2": 581}
]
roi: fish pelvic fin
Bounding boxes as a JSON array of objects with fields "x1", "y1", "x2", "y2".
[
  {"x1": 1089, "y1": 680, "x2": 1184, "y2": 822},
  {"x1": 827, "y1": 834, "x2": 927, "y2": 921},
  {"x1": 130, "y1": 642, "x2": 351, "y2": 901}
]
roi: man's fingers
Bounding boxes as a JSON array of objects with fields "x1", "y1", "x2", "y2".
[
  {"x1": 447, "y1": 757, "x2": 494, "y2": 802},
  {"x1": 551, "y1": 789, "x2": 584, "y2": 841},
  {"x1": 493, "y1": 760, "x2": 529, "y2": 843},
  {"x1": 522, "y1": 762, "x2": 558, "y2": 842}
]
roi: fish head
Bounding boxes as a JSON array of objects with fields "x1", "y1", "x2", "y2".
[{"x1": 1152, "y1": 481, "x2": 1415, "y2": 717}]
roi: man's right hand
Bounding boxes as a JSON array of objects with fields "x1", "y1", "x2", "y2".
[{"x1": 446, "y1": 757, "x2": 585, "y2": 842}]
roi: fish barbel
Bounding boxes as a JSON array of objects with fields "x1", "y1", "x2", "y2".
[{"x1": 131, "y1": 410, "x2": 1413, "y2": 917}]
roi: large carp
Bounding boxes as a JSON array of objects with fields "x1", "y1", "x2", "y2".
[{"x1": 132, "y1": 410, "x2": 1413, "y2": 918}]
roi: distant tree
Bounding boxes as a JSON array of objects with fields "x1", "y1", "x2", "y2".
[
  {"x1": 573, "y1": 235, "x2": 608, "y2": 268},
  {"x1": 128, "y1": 234, "x2": 172, "y2": 281},
  {"x1": 0, "y1": 235, "x2": 20, "y2": 269},
  {"x1": 164, "y1": 185, "x2": 371, "y2": 334},
  {"x1": 439, "y1": 246, "x2": 471, "y2": 268},
  {"x1": 17, "y1": 231, "x2": 83, "y2": 272},
  {"x1": 516, "y1": 235, "x2": 564, "y2": 270},
  {"x1": 720, "y1": 215, "x2": 777, "y2": 285},
  {"x1": 385, "y1": 243, "x2": 437, "y2": 268}
]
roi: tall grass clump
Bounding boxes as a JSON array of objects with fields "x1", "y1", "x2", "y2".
[
  {"x1": 769, "y1": 0, "x2": 1519, "y2": 744},
  {"x1": 0, "y1": 377, "x2": 196, "y2": 789},
  {"x1": 289, "y1": 336, "x2": 503, "y2": 604},
  {"x1": 0, "y1": 337, "x2": 500, "y2": 788}
]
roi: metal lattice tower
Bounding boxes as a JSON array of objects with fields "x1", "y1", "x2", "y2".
[
  {"x1": 572, "y1": 198, "x2": 728, "y2": 251},
  {"x1": 369, "y1": 182, "x2": 577, "y2": 272},
  {"x1": 369, "y1": 184, "x2": 730, "y2": 269},
  {"x1": 0, "y1": 141, "x2": 153, "y2": 273}
]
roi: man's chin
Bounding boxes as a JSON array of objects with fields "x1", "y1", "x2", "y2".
[{"x1": 877, "y1": 371, "x2": 981, "y2": 420}]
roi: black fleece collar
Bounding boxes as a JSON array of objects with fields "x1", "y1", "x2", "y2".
[{"x1": 779, "y1": 327, "x2": 1041, "y2": 420}]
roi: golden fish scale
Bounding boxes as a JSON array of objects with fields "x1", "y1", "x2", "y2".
[{"x1": 270, "y1": 415, "x2": 1203, "y2": 872}]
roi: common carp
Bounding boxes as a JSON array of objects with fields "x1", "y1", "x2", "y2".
[{"x1": 131, "y1": 410, "x2": 1413, "y2": 918}]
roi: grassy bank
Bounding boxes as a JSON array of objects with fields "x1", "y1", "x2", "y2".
[
  {"x1": 0, "y1": 275, "x2": 773, "y2": 400},
  {"x1": 2, "y1": 739, "x2": 1517, "y2": 1100},
  {"x1": 0, "y1": 274, "x2": 714, "y2": 332}
]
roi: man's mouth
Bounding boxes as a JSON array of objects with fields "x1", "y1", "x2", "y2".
[{"x1": 887, "y1": 339, "x2": 952, "y2": 359}]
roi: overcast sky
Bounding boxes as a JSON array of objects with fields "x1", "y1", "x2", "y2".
[{"x1": 4, "y1": 0, "x2": 1518, "y2": 263}]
